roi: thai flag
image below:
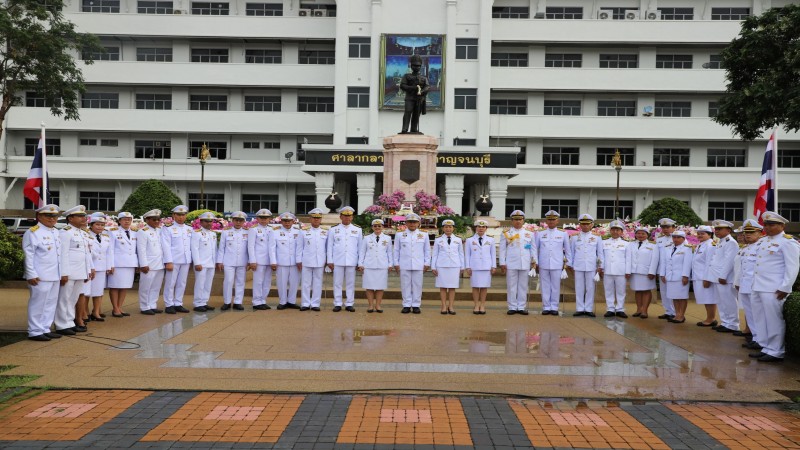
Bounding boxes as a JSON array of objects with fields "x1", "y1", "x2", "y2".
[
  {"x1": 753, "y1": 130, "x2": 776, "y2": 224},
  {"x1": 23, "y1": 128, "x2": 48, "y2": 209}
]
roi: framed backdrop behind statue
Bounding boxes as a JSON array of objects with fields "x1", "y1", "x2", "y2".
[{"x1": 379, "y1": 34, "x2": 445, "y2": 110}]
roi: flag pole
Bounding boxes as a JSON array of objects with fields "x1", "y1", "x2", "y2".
[
  {"x1": 40, "y1": 122, "x2": 47, "y2": 206},
  {"x1": 772, "y1": 126, "x2": 778, "y2": 209}
]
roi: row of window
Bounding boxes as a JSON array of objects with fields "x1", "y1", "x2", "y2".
[
  {"x1": 491, "y1": 99, "x2": 714, "y2": 117},
  {"x1": 83, "y1": 47, "x2": 331, "y2": 64},
  {"x1": 81, "y1": 0, "x2": 335, "y2": 16},
  {"x1": 485, "y1": 51, "x2": 720, "y2": 69},
  {"x1": 492, "y1": 6, "x2": 752, "y2": 20}
]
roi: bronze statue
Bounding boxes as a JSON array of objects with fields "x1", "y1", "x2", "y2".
[{"x1": 399, "y1": 54, "x2": 430, "y2": 134}]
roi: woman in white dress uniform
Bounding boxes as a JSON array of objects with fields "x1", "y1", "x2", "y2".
[
  {"x1": 88, "y1": 215, "x2": 114, "y2": 321},
  {"x1": 107, "y1": 212, "x2": 137, "y2": 317},
  {"x1": 659, "y1": 231, "x2": 693, "y2": 323},
  {"x1": 357, "y1": 219, "x2": 393, "y2": 313},
  {"x1": 625, "y1": 227, "x2": 659, "y2": 319},
  {"x1": 464, "y1": 219, "x2": 495, "y2": 314},
  {"x1": 431, "y1": 220, "x2": 465, "y2": 315},
  {"x1": 691, "y1": 225, "x2": 717, "y2": 327}
]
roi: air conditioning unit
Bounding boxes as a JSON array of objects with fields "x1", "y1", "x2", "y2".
[
  {"x1": 624, "y1": 9, "x2": 639, "y2": 20},
  {"x1": 597, "y1": 9, "x2": 614, "y2": 20},
  {"x1": 645, "y1": 10, "x2": 661, "y2": 20},
  {"x1": 298, "y1": 8, "x2": 311, "y2": 16},
  {"x1": 312, "y1": 9, "x2": 327, "y2": 17}
]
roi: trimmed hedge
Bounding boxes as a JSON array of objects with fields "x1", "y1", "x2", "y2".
[
  {"x1": 638, "y1": 197, "x2": 702, "y2": 226},
  {"x1": 0, "y1": 223, "x2": 24, "y2": 281},
  {"x1": 785, "y1": 291, "x2": 800, "y2": 356},
  {"x1": 120, "y1": 179, "x2": 182, "y2": 218}
]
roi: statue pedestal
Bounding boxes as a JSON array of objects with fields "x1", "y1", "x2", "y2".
[{"x1": 382, "y1": 134, "x2": 438, "y2": 201}]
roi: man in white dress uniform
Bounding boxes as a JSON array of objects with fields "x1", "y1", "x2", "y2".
[
  {"x1": 327, "y1": 206, "x2": 361, "y2": 312},
  {"x1": 137, "y1": 209, "x2": 165, "y2": 315},
  {"x1": 191, "y1": 212, "x2": 217, "y2": 312},
  {"x1": 536, "y1": 210, "x2": 570, "y2": 315},
  {"x1": 567, "y1": 213, "x2": 603, "y2": 317},
  {"x1": 499, "y1": 210, "x2": 537, "y2": 315},
  {"x1": 161, "y1": 205, "x2": 193, "y2": 314},
  {"x1": 217, "y1": 211, "x2": 249, "y2": 311},
  {"x1": 394, "y1": 213, "x2": 430, "y2": 314},
  {"x1": 248, "y1": 209, "x2": 275, "y2": 310},
  {"x1": 23, "y1": 205, "x2": 63, "y2": 341},
  {"x1": 298, "y1": 208, "x2": 328, "y2": 311}
]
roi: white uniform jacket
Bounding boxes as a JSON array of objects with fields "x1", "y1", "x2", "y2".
[
  {"x1": 537, "y1": 228, "x2": 570, "y2": 269},
  {"x1": 161, "y1": 223, "x2": 193, "y2": 265},
  {"x1": 326, "y1": 224, "x2": 362, "y2": 266},
  {"x1": 137, "y1": 226, "x2": 164, "y2": 270},
  {"x1": 733, "y1": 243, "x2": 758, "y2": 294},
  {"x1": 601, "y1": 238, "x2": 628, "y2": 276},
  {"x1": 109, "y1": 227, "x2": 138, "y2": 268},
  {"x1": 625, "y1": 240, "x2": 659, "y2": 276},
  {"x1": 499, "y1": 228, "x2": 536, "y2": 270},
  {"x1": 90, "y1": 231, "x2": 115, "y2": 272},
  {"x1": 247, "y1": 225, "x2": 276, "y2": 266},
  {"x1": 190, "y1": 228, "x2": 217, "y2": 267},
  {"x1": 272, "y1": 226, "x2": 301, "y2": 266},
  {"x1": 393, "y1": 230, "x2": 431, "y2": 270},
  {"x1": 751, "y1": 233, "x2": 800, "y2": 293},
  {"x1": 217, "y1": 227, "x2": 248, "y2": 266},
  {"x1": 660, "y1": 243, "x2": 693, "y2": 281},
  {"x1": 691, "y1": 240, "x2": 713, "y2": 282},
  {"x1": 358, "y1": 233, "x2": 393, "y2": 269},
  {"x1": 464, "y1": 235, "x2": 496, "y2": 271},
  {"x1": 569, "y1": 232, "x2": 603, "y2": 272},
  {"x1": 60, "y1": 226, "x2": 93, "y2": 280},
  {"x1": 298, "y1": 226, "x2": 328, "y2": 268},
  {"x1": 705, "y1": 235, "x2": 738, "y2": 283},
  {"x1": 23, "y1": 224, "x2": 61, "y2": 281},
  {"x1": 431, "y1": 235, "x2": 465, "y2": 269}
]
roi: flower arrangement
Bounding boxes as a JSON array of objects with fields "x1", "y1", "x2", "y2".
[
  {"x1": 364, "y1": 190, "x2": 454, "y2": 216},
  {"x1": 190, "y1": 217, "x2": 229, "y2": 231},
  {"x1": 413, "y1": 191, "x2": 449, "y2": 215},
  {"x1": 522, "y1": 220, "x2": 702, "y2": 245}
]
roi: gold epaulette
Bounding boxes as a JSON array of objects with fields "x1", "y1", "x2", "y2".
[
  {"x1": 142, "y1": 226, "x2": 150, "y2": 231},
  {"x1": 63, "y1": 225, "x2": 72, "y2": 231},
  {"x1": 786, "y1": 234, "x2": 795, "y2": 239},
  {"x1": 194, "y1": 229, "x2": 201, "y2": 232},
  {"x1": 30, "y1": 224, "x2": 40, "y2": 232}
]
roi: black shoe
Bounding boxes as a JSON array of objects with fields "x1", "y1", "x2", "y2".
[
  {"x1": 193, "y1": 306, "x2": 208, "y2": 312},
  {"x1": 141, "y1": 310, "x2": 155, "y2": 315},
  {"x1": 697, "y1": 320, "x2": 718, "y2": 327},
  {"x1": 312, "y1": 307, "x2": 321, "y2": 311},
  {"x1": 221, "y1": 303, "x2": 231, "y2": 311},
  {"x1": 747, "y1": 342, "x2": 763, "y2": 350},
  {"x1": 412, "y1": 307, "x2": 421, "y2": 314},
  {"x1": 716, "y1": 326, "x2": 734, "y2": 333},
  {"x1": 112, "y1": 312, "x2": 124, "y2": 318},
  {"x1": 44, "y1": 332, "x2": 62, "y2": 339},
  {"x1": 55, "y1": 328, "x2": 76, "y2": 336},
  {"x1": 757, "y1": 354, "x2": 784, "y2": 363},
  {"x1": 73, "y1": 325, "x2": 88, "y2": 333},
  {"x1": 264, "y1": 304, "x2": 272, "y2": 310},
  {"x1": 253, "y1": 304, "x2": 268, "y2": 310},
  {"x1": 518, "y1": 310, "x2": 529, "y2": 315},
  {"x1": 541, "y1": 310, "x2": 549, "y2": 316},
  {"x1": 333, "y1": 306, "x2": 342, "y2": 312},
  {"x1": 89, "y1": 314, "x2": 105, "y2": 322},
  {"x1": 668, "y1": 318, "x2": 686, "y2": 323},
  {"x1": 507, "y1": 310, "x2": 516, "y2": 315},
  {"x1": 749, "y1": 351, "x2": 766, "y2": 358},
  {"x1": 401, "y1": 307, "x2": 411, "y2": 314},
  {"x1": 448, "y1": 309, "x2": 456, "y2": 315},
  {"x1": 286, "y1": 303, "x2": 300, "y2": 309},
  {"x1": 175, "y1": 306, "x2": 190, "y2": 313},
  {"x1": 276, "y1": 304, "x2": 287, "y2": 310},
  {"x1": 604, "y1": 311, "x2": 616, "y2": 318},
  {"x1": 658, "y1": 314, "x2": 674, "y2": 320},
  {"x1": 441, "y1": 310, "x2": 448, "y2": 315},
  {"x1": 573, "y1": 311, "x2": 585, "y2": 317},
  {"x1": 121, "y1": 312, "x2": 131, "y2": 316},
  {"x1": 345, "y1": 306, "x2": 355, "y2": 312},
  {"x1": 204, "y1": 305, "x2": 216, "y2": 311},
  {"x1": 233, "y1": 304, "x2": 244, "y2": 311},
  {"x1": 28, "y1": 334, "x2": 51, "y2": 341},
  {"x1": 151, "y1": 309, "x2": 163, "y2": 314},
  {"x1": 300, "y1": 306, "x2": 310, "y2": 311},
  {"x1": 585, "y1": 312, "x2": 597, "y2": 317},
  {"x1": 616, "y1": 312, "x2": 628, "y2": 319},
  {"x1": 165, "y1": 306, "x2": 176, "y2": 314},
  {"x1": 732, "y1": 330, "x2": 746, "y2": 337}
]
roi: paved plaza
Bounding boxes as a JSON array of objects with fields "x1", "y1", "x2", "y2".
[{"x1": 0, "y1": 276, "x2": 799, "y2": 449}]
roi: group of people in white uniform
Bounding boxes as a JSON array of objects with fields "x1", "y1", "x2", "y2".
[{"x1": 22, "y1": 203, "x2": 798, "y2": 362}]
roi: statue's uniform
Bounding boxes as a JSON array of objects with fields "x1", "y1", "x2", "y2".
[
  {"x1": 248, "y1": 224, "x2": 275, "y2": 306},
  {"x1": 660, "y1": 242, "x2": 693, "y2": 299},
  {"x1": 536, "y1": 228, "x2": 570, "y2": 313},
  {"x1": 298, "y1": 226, "x2": 328, "y2": 308},
  {"x1": 751, "y1": 233, "x2": 800, "y2": 359},
  {"x1": 137, "y1": 225, "x2": 165, "y2": 312},
  {"x1": 393, "y1": 229, "x2": 431, "y2": 308},
  {"x1": 626, "y1": 239, "x2": 659, "y2": 291},
  {"x1": 190, "y1": 228, "x2": 217, "y2": 308},
  {"x1": 464, "y1": 234, "x2": 495, "y2": 288},
  {"x1": 327, "y1": 224, "x2": 361, "y2": 307},
  {"x1": 89, "y1": 230, "x2": 114, "y2": 297},
  {"x1": 161, "y1": 222, "x2": 193, "y2": 308},
  {"x1": 272, "y1": 226, "x2": 301, "y2": 306},
  {"x1": 691, "y1": 240, "x2": 715, "y2": 305},
  {"x1": 656, "y1": 234, "x2": 675, "y2": 315},
  {"x1": 601, "y1": 237, "x2": 628, "y2": 313},
  {"x1": 431, "y1": 234, "x2": 465, "y2": 288},
  {"x1": 704, "y1": 235, "x2": 739, "y2": 331},
  {"x1": 23, "y1": 223, "x2": 61, "y2": 337},
  {"x1": 734, "y1": 243, "x2": 759, "y2": 343},
  {"x1": 499, "y1": 227, "x2": 537, "y2": 312},
  {"x1": 56, "y1": 226, "x2": 93, "y2": 331},
  {"x1": 569, "y1": 231, "x2": 603, "y2": 313},
  {"x1": 106, "y1": 226, "x2": 137, "y2": 288},
  {"x1": 358, "y1": 233, "x2": 393, "y2": 290},
  {"x1": 217, "y1": 227, "x2": 248, "y2": 306}
]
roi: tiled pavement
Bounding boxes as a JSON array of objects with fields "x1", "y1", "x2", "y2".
[{"x1": 1, "y1": 390, "x2": 799, "y2": 449}]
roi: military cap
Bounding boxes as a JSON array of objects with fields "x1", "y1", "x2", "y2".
[
  {"x1": 658, "y1": 218, "x2": 677, "y2": 226},
  {"x1": 229, "y1": 211, "x2": 246, "y2": 220},
  {"x1": 198, "y1": 212, "x2": 216, "y2": 221},
  {"x1": 371, "y1": 218, "x2": 384, "y2": 226},
  {"x1": 608, "y1": 220, "x2": 625, "y2": 230},
  {"x1": 578, "y1": 213, "x2": 594, "y2": 224},
  {"x1": 405, "y1": 213, "x2": 421, "y2": 222},
  {"x1": 280, "y1": 212, "x2": 296, "y2": 221},
  {"x1": 308, "y1": 208, "x2": 324, "y2": 218},
  {"x1": 36, "y1": 204, "x2": 61, "y2": 214},
  {"x1": 87, "y1": 215, "x2": 106, "y2": 224},
  {"x1": 696, "y1": 225, "x2": 714, "y2": 234},
  {"x1": 544, "y1": 210, "x2": 560, "y2": 219},
  {"x1": 712, "y1": 219, "x2": 734, "y2": 229},
  {"x1": 672, "y1": 230, "x2": 686, "y2": 238},
  {"x1": 634, "y1": 226, "x2": 649, "y2": 233},
  {"x1": 64, "y1": 205, "x2": 87, "y2": 216},
  {"x1": 474, "y1": 219, "x2": 489, "y2": 227},
  {"x1": 117, "y1": 212, "x2": 133, "y2": 219},
  {"x1": 509, "y1": 210, "x2": 525, "y2": 219},
  {"x1": 441, "y1": 219, "x2": 455, "y2": 226},
  {"x1": 742, "y1": 218, "x2": 764, "y2": 232},
  {"x1": 761, "y1": 211, "x2": 788, "y2": 224},
  {"x1": 255, "y1": 209, "x2": 273, "y2": 217},
  {"x1": 142, "y1": 209, "x2": 161, "y2": 219},
  {"x1": 338, "y1": 206, "x2": 355, "y2": 216},
  {"x1": 171, "y1": 205, "x2": 189, "y2": 214}
]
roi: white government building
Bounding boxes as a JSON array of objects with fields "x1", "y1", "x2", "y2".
[{"x1": 1, "y1": 0, "x2": 799, "y2": 222}]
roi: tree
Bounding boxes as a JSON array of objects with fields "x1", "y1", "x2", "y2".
[
  {"x1": 637, "y1": 197, "x2": 702, "y2": 226},
  {"x1": 713, "y1": 5, "x2": 800, "y2": 141},
  {"x1": 0, "y1": 222, "x2": 24, "y2": 281},
  {"x1": 120, "y1": 179, "x2": 182, "y2": 218},
  {"x1": 0, "y1": 0, "x2": 100, "y2": 141}
]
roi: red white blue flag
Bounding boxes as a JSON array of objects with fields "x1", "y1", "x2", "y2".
[
  {"x1": 23, "y1": 127, "x2": 48, "y2": 209},
  {"x1": 753, "y1": 130, "x2": 776, "y2": 224}
]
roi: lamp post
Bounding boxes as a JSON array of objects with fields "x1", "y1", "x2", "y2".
[
  {"x1": 611, "y1": 148, "x2": 623, "y2": 219},
  {"x1": 199, "y1": 144, "x2": 210, "y2": 210}
]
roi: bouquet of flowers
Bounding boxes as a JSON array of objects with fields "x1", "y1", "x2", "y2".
[{"x1": 413, "y1": 191, "x2": 450, "y2": 215}]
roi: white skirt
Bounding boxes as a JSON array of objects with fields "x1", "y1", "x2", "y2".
[
  {"x1": 82, "y1": 278, "x2": 91, "y2": 296},
  {"x1": 470, "y1": 270, "x2": 492, "y2": 288},
  {"x1": 435, "y1": 267, "x2": 461, "y2": 288},
  {"x1": 362, "y1": 268, "x2": 388, "y2": 290},
  {"x1": 693, "y1": 280, "x2": 716, "y2": 305},
  {"x1": 106, "y1": 267, "x2": 135, "y2": 289},
  {"x1": 666, "y1": 280, "x2": 690, "y2": 300},
  {"x1": 629, "y1": 273, "x2": 656, "y2": 291},
  {"x1": 90, "y1": 271, "x2": 107, "y2": 297}
]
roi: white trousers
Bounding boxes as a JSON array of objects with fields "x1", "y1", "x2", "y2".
[
  {"x1": 163, "y1": 263, "x2": 190, "y2": 307},
  {"x1": 138, "y1": 269, "x2": 164, "y2": 311},
  {"x1": 55, "y1": 279, "x2": 84, "y2": 330},
  {"x1": 714, "y1": 282, "x2": 739, "y2": 330},
  {"x1": 505, "y1": 269, "x2": 528, "y2": 311},
  {"x1": 658, "y1": 279, "x2": 675, "y2": 315},
  {"x1": 301, "y1": 266, "x2": 324, "y2": 308},
  {"x1": 739, "y1": 292, "x2": 759, "y2": 344},
  {"x1": 276, "y1": 265, "x2": 299, "y2": 305},
  {"x1": 192, "y1": 267, "x2": 215, "y2": 307},
  {"x1": 332, "y1": 265, "x2": 356, "y2": 307},
  {"x1": 400, "y1": 269, "x2": 423, "y2": 307},
  {"x1": 604, "y1": 275, "x2": 626, "y2": 312},
  {"x1": 28, "y1": 281, "x2": 59, "y2": 337},
  {"x1": 752, "y1": 291, "x2": 786, "y2": 358},
  {"x1": 574, "y1": 270, "x2": 596, "y2": 312},
  {"x1": 540, "y1": 269, "x2": 562, "y2": 311},
  {"x1": 252, "y1": 265, "x2": 273, "y2": 306},
  {"x1": 222, "y1": 265, "x2": 246, "y2": 305}
]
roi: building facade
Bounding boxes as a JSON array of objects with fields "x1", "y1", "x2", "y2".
[{"x1": 1, "y1": 0, "x2": 799, "y2": 222}]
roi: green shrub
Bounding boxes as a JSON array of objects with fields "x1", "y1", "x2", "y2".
[
  {"x1": 186, "y1": 209, "x2": 223, "y2": 222},
  {"x1": 436, "y1": 215, "x2": 472, "y2": 236},
  {"x1": 120, "y1": 179, "x2": 183, "y2": 217},
  {"x1": 638, "y1": 197, "x2": 703, "y2": 226},
  {"x1": 785, "y1": 292, "x2": 800, "y2": 356},
  {"x1": 352, "y1": 214, "x2": 376, "y2": 234},
  {"x1": 0, "y1": 223, "x2": 24, "y2": 281}
]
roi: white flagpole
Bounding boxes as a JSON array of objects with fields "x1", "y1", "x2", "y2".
[
  {"x1": 40, "y1": 122, "x2": 47, "y2": 206},
  {"x1": 773, "y1": 126, "x2": 778, "y2": 210}
]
